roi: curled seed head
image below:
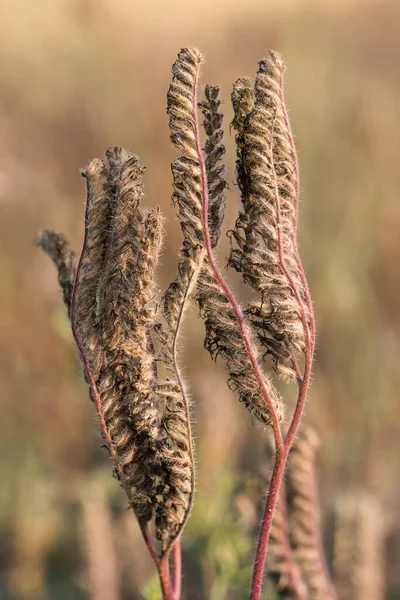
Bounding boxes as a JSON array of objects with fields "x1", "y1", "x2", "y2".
[
  {"x1": 228, "y1": 52, "x2": 309, "y2": 380},
  {"x1": 36, "y1": 230, "x2": 76, "y2": 317},
  {"x1": 199, "y1": 84, "x2": 227, "y2": 248}
]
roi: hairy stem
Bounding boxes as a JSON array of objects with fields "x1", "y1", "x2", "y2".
[
  {"x1": 158, "y1": 555, "x2": 174, "y2": 600},
  {"x1": 166, "y1": 251, "x2": 205, "y2": 555},
  {"x1": 172, "y1": 539, "x2": 182, "y2": 600},
  {"x1": 250, "y1": 446, "x2": 287, "y2": 599}
]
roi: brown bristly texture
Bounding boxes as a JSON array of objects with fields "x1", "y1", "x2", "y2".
[
  {"x1": 74, "y1": 158, "x2": 112, "y2": 380},
  {"x1": 96, "y1": 149, "x2": 165, "y2": 524},
  {"x1": 197, "y1": 266, "x2": 284, "y2": 427},
  {"x1": 287, "y1": 426, "x2": 336, "y2": 600},
  {"x1": 333, "y1": 492, "x2": 385, "y2": 600},
  {"x1": 148, "y1": 46, "x2": 205, "y2": 548},
  {"x1": 267, "y1": 484, "x2": 307, "y2": 600},
  {"x1": 38, "y1": 145, "x2": 197, "y2": 554},
  {"x1": 229, "y1": 51, "x2": 309, "y2": 381},
  {"x1": 185, "y1": 59, "x2": 284, "y2": 428},
  {"x1": 231, "y1": 76, "x2": 254, "y2": 215},
  {"x1": 199, "y1": 84, "x2": 227, "y2": 248},
  {"x1": 35, "y1": 230, "x2": 77, "y2": 317}
]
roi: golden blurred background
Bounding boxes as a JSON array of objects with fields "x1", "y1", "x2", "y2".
[{"x1": 1, "y1": 0, "x2": 400, "y2": 598}]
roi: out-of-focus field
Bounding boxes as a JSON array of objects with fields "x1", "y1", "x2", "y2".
[{"x1": 1, "y1": 0, "x2": 399, "y2": 598}]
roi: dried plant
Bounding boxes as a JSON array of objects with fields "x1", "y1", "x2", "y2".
[
  {"x1": 333, "y1": 492, "x2": 386, "y2": 600},
  {"x1": 286, "y1": 427, "x2": 336, "y2": 600},
  {"x1": 36, "y1": 47, "x2": 347, "y2": 600}
]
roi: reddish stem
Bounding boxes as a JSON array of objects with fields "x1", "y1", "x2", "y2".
[
  {"x1": 275, "y1": 485, "x2": 307, "y2": 600},
  {"x1": 172, "y1": 538, "x2": 182, "y2": 600},
  {"x1": 249, "y1": 77, "x2": 316, "y2": 600},
  {"x1": 250, "y1": 445, "x2": 287, "y2": 599},
  {"x1": 158, "y1": 555, "x2": 174, "y2": 600}
]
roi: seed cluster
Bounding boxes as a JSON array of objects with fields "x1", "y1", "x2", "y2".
[{"x1": 37, "y1": 47, "x2": 314, "y2": 565}]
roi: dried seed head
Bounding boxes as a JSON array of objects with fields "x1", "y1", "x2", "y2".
[
  {"x1": 168, "y1": 47, "x2": 203, "y2": 157},
  {"x1": 231, "y1": 77, "x2": 254, "y2": 206},
  {"x1": 287, "y1": 426, "x2": 336, "y2": 600},
  {"x1": 333, "y1": 492, "x2": 385, "y2": 600},
  {"x1": 197, "y1": 263, "x2": 284, "y2": 427},
  {"x1": 151, "y1": 379, "x2": 193, "y2": 548},
  {"x1": 93, "y1": 150, "x2": 167, "y2": 523},
  {"x1": 199, "y1": 84, "x2": 227, "y2": 247},
  {"x1": 36, "y1": 230, "x2": 76, "y2": 317},
  {"x1": 167, "y1": 47, "x2": 205, "y2": 252},
  {"x1": 74, "y1": 158, "x2": 111, "y2": 379},
  {"x1": 144, "y1": 47, "x2": 211, "y2": 549},
  {"x1": 229, "y1": 52, "x2": 309, "y2": 380}
]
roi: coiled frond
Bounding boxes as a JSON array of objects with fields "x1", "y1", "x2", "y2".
[{"x1": 37, "y1": 48, "x2": 317, "y2": 599}]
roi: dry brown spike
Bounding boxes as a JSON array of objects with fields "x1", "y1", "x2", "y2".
[
  {"x1": 95, "y1": 151, "x2": 165, "y2": 525},
  {"x1": 287, "y1": 426, "x2": 336, "y2": 600},
  {"x1": 333, "y1": 491, "x2": 386, "y2": 600}
]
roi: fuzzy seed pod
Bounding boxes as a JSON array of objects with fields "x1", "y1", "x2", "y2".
[
  {"x1": 74, "y1": 158, "x2": 111, "y2": 380},
  {"x1": 152, "y1": 379, "x2": 193, "y2": 548},
  {"x1": 333, "y1": 492, "x2": 385, "y2": 600},
  {"x1": 229, "y1": 52, "x2": 309, "y2": 381},
  {"x1": 168, "y1": 47, "x2": 205, "y2": 251},
  {"x1": 197, "y1": 262, "x2": 284, "y2": 427},
  {"x1": 231, "y1": 77, "x2": 254, "y2": 212},
  {"x1": 168, "y1": 47, "x2": 203, "y2": 157},
  {"x1": 199, "y1": 84, "x2": 227, "y2": 248},
  {"x1": 95, "y1": 150, "x2": 165, "y2": 522},
  {"x1": 36, "y1": 230, "x2": 76, "y2": 317},
  {"x1": 287, "y1": 427, "x2": 336, "y2": 600},
  {"x1": 145, "y1": 47, "x2": 210, "y2": 548}
]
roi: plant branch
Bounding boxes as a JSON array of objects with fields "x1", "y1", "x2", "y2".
[
  {"x1": 171, "y1": 539, "x2": 182, "y2": 600},
  {"x1": 71, "y1": 178, "x2": 170, "y2": 594},
  {"x1": 192, "y1": 55, "x2": 284, "y2": 449},
  {"x1": 249, "y1": 64, "x2": 316, "y2": 600}
]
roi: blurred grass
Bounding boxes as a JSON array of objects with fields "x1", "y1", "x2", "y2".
[{"x1": 1, "y1": 0, "x2": 399, "y2": 598}]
